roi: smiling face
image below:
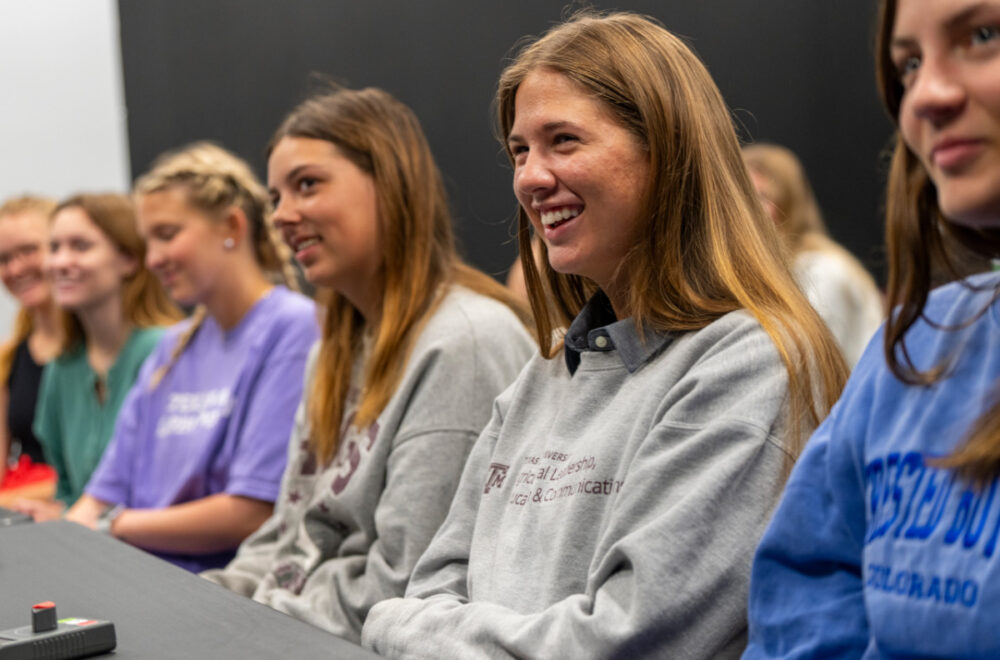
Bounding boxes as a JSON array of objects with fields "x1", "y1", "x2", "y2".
[
  {"x1": 508, "y1": 68, "x2": 650, "y2": 300},
  {"x1": 268, "y1": 137, "x2": 382, "y2": 313},
  {"x1": 0, "y1": 211, "x2": 52, "y2": 309},
  {"x1": 137, "y1": 187, "x2": 230, "y2": 307},
  {"x1": 47, "y1": 206, "x2": 136, "y2": 313},
  {"x1": 892, "y1": 0, "x2": 1000, "y2": 228}
]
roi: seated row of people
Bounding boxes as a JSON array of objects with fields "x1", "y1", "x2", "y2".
[
  {"x1": 6, "y1": 86, "x2": 536, "y2": 639},
  {"x1": 3, "y1": 1, "x2": 996, "y2": 655}
]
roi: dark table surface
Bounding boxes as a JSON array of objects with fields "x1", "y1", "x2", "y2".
[{"x1": 0, "y1": 520, "x2": 380, "y2": 659}]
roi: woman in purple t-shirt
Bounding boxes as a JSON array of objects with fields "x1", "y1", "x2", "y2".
[{"x1": 65, "y1": 143, "x2": 318, "y2": 572}]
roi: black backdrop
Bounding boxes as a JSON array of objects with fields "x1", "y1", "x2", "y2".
[{"x1": 118, "y1": 0, "x2": 891, "y2": 283}]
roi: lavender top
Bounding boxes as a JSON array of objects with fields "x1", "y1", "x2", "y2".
[{"x1": 86, "y1": 287, "x2": 318, "y2": 572}]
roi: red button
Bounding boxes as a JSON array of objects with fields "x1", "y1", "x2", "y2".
[{"x1": 32, "y1": 601, "x2": 55, "y2": 610}]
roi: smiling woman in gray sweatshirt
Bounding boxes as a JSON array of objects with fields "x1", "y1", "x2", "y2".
[
  {"x1": 202, "y1": 87, "x2": 534, "y2": 642},
  {"x1": 362, "y1": 12, "x2": 848, "y2": 659}
]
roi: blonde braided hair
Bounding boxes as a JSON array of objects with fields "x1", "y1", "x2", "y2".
[
  {"x1": 135, "y1": 142, "x2": 299, "y2": 389},
  {"x1": 147, "y1": 308, "x2": 207, "y2": 389}
]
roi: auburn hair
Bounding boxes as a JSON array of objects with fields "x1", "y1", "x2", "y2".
[
  {"x1": 496, "y1": 11, "x2": 848, "y2": 464},
  {"x1": 876, "y1": 0, "x2": 1000, "y2": 484},
  {"x1": 269, "y1": 87, "x2": 530, "y2": 464},
  {"x1": 0, "y1": 196, "x2": 58, "y2": 383},
  {"x1": 52, "y1": 193, "x2": 182, "y2": 353}
]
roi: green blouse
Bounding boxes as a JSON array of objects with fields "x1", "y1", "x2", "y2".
[{"x1": 34, "y1": 327, "x2": 165, "y2": 505}]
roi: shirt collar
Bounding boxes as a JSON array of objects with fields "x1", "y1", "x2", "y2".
[{"x1": 563, "y1": 290, "x2": 673, "y2": 375}]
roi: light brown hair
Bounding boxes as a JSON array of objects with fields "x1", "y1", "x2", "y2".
[
  {"x1": 743, "y1": 142, "x2": 882, "y2": 306},
  {"x1": 270, "y1": 87, "x2": 530, "y2": 464},
  {"x1": 134, "y1": 142, "x2": 299, "y2": 387},
  {"x1": 496, "y1": 11, "x2": 848, "y2": 463},
  {"x1": 0, "y1": 196, "x2": 58, "y2": 382},
  {"x1": 52, "y1": 193, "x2": 182, "y2": 353},
  {"x1": 876, "y1": 0, "x2": 1000, "y2": 484},
  {"x1": 742, "y1": 143, "x2": 829, "y2": 253}
]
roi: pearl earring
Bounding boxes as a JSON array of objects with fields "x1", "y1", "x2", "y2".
[{"x1": 223, "y1": 238, "x2": 235, "y2": 250}]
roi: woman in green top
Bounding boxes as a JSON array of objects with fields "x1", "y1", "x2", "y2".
[{"x1": 16, "y1": 193, "x2": 182, "y2": 520}]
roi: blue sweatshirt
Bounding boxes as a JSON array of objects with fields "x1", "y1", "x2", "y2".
[{"x1": 745, "y1": 271, "x2": 1000, "y2": 659}]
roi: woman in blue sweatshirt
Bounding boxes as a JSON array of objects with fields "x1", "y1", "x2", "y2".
[{"x1": 745, "y1": 0, "x2": 1000, "y2": 657}]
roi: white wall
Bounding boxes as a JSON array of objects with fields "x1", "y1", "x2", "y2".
[{"x1": 0, "y1": 0, "x2": 130, "y2": 334}]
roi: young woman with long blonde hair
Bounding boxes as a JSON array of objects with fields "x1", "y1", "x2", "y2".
[
  {"x1": 64, "y1": 143, "x2": 318, "y2": 573},
  {"x1": 362, "y1": 12, "x2": 847, "y2": 658},
  {"x1": 203, "y1": 87, "x2": 534, "y2": 641}
]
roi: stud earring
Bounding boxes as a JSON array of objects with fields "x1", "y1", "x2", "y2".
[{"x1": 223, "y1": 237, "x2": 235, "y2": 250}]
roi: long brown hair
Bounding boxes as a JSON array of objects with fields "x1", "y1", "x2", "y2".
[
  {"x1": 52, "y1": 193, "x2": 182, "y2": 353},
  {"x1": 876, "y1": 0, "x2": 1000, "y2": 483},
  {"x1": 270, "y1": 87, "x2": 530, "y2": 464},
  {"x1": 134, "y1": 142, "x2": 300, "y2": 388},
  {"x1": 496, "y1": 12, "x2": 848, "y2": 462},
  {"x1": 0, "y1": 196, "x2": 58, "y2": 382}
]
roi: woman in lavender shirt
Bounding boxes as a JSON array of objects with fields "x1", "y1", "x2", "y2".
[{"x1": 66, "y1": 143, "x2": 317, "y2": 572}]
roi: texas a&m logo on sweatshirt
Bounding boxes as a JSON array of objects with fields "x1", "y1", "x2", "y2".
[{"x1": 484, "y1": 463, "x2": 509, "y2": 493}]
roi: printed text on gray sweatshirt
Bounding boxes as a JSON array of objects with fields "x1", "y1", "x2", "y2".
[{"x1": 364, "y1": 298, "x2": 793, "y2": 659}]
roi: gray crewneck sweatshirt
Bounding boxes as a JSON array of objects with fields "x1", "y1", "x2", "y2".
[
  {"x1": 202, "y1": 286, "x2": 534, "y2": 642},
  {"x1": 363, "y1": 292, "x2": 795, "y2": 659}
]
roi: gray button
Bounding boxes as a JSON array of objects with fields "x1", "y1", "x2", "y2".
[{"x1": 594, "y1": 335, "x2": 609, "y2": 348}]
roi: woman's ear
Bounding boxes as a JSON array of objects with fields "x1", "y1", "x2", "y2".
[{"x1": 220, "y1": 205, "x2": 250, "y2": 250}]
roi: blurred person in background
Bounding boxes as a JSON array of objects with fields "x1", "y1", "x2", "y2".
[
  {"x1": 0, "y1": 196, "x2": 62, "y2": 498},
  {"x1": 16, "y1": 193, "x2": 181, "y2": 520},
  {"x1": 744, "y1": 143, "x2": 885, "y2": 366}
]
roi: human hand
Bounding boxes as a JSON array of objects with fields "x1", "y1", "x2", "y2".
[{"x1": 12, "y1": 498, "x2": 65, "y2": 522}]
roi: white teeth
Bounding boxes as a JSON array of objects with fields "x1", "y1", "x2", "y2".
[
  {"x1": 540, "y1": 207, "x2": 581, "y2": 227},
  {"x1": 296, "y1": 237, "x2": 320, "y2": 250}
]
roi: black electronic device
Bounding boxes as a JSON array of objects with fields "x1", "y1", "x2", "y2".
[
  {"x1": 0, "y1": 603, "x2": 116, "y2": 659},
  {"x1": 0, "y1": 508, "x2": 32, "y2": 527}
]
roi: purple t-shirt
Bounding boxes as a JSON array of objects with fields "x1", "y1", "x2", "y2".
[{"x1": 86, "y1": 287, "x2": 318, "y2": 572}]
